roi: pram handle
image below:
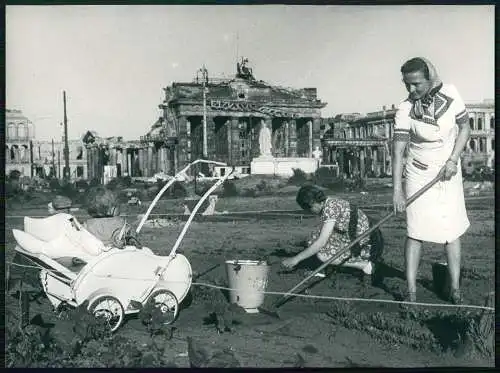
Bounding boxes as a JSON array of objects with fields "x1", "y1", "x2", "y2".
[
  {"x1": 143, "y1": 166, "x2": 235, "y2": 299},
  {"x1": 136, "y1": 159, "x2": 228, "y2": 234},
  {"x1": 168, "y1": 168, "x2": 235, "y2": 257}
]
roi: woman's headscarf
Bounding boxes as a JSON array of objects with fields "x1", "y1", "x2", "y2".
[{"x1": 409, "y1": 57, "x2": 443, "y2": 119}]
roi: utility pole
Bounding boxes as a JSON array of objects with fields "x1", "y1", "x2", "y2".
[
  {"x1": 63, "y1": 91, "x2": 70, "y2": 182},
  {"x1": 51, "y1": 139, "x2": 56, "y2": 179},
  {"x1": 236, "y1": 32, "x2": 239, "y2": 67},
  {"x1": 58, "y1": 150, "x2": 61, "y2": 179},
  {"x1": 201, "y1": 65, "x2": 208, "y2": 159}
]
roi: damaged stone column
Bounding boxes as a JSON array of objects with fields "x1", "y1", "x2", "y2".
[
  {"x1": 186, "y1": 119, "x2": 192, "y2": 163},
  {"x1": 127, "y1": 149, "x2": 132, "y2": 177},
  {"x1": 372, "y1": 147, "x2": 379, "y2": 177},
  {"x1": 288, "y1": 119, "x2": 297, "y2": 157},
  {"x1": 284, "y1": 121, "x2": 289, "y2": 156},
  {"x1": 177, "y1": 116, "x2": 189, "y2": 171},
  {"x1": 307, "y1": 120, "x2": 313, "y2": 158},
  {"x1": 206, "y1": 116, "x2": 216, "y2": 160},
  {"x1": 312, "y1": 118, "x2": 321, "y2": 153},
  {"x1": 147, "y1": 145, "x2": 154, "y2": 177},
  {"x1": 359, "y1": 147, "x2": 366, "y2": 178}
]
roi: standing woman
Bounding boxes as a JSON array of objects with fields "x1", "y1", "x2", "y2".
[{"x1": 392, "y1": 57, "x2": 471, "y2": 304}]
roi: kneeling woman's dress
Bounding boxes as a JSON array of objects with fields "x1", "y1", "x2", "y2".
[{"x1": 309, "y1": 198, "x2": 384, "y2": 266}]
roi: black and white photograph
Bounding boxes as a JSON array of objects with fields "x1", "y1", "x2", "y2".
[{"x1": 5, "y1": 4, "x2": 495, "y2": 368}]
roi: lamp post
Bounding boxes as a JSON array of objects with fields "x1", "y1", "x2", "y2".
[
  {"x1": 63, "y1": 91, "x2": 70, "y2": 182},
  {"x1": 197, "y1": 65, "x2": 210, "y2": 175},
  {"x1": 199, "y1": 65, "x2": 209, "y2": 158}
]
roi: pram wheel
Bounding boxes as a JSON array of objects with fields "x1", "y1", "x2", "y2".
[
  {"x1": 88, "y1": 295, "x2": 125, "y2": 332},
  {"x1": 146, "y1": 289, "x2": 179, "y2": 325}
]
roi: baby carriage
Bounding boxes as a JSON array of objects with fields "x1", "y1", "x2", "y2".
[{"x1": 12, "y1": 159, "x2": 233, "y2": 332}]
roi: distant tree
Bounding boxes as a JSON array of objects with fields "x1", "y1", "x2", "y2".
[{"x1": 8, "y1": 170, "x2": 21, "y2": 181}]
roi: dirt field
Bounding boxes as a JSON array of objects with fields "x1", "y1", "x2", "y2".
[{"x1": 4, "y1": 191, "x2": 495, "y2": 368}]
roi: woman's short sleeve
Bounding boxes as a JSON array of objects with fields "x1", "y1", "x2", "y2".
[
  {"x1": 393, "y1": 100, "x2": 411, "y2": 142},
  {"x1": 448, "y1": 84, "x2": 469, "y2": 126},
  {"x1": 321, "y1": 198, "x2": 341, "y2": 223}
]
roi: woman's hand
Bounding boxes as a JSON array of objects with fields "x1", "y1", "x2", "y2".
[
  {"x1": 441, "y1": 159, "x2": 458, "y2": 181},
  {"x1": 282, "y1": 256, "x2": 300, "y2": 270},
  {"x1": 393, "y1": 188, "x2": 406, "y2": 213}
]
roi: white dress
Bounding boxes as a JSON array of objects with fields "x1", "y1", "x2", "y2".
[{"x1": 394, "y1": 84, "x2": 470, "y2": 244}]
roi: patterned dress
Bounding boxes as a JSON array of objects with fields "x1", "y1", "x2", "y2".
[{"x1": 310, "y1": 198, "x2": 381, "y2": 265}]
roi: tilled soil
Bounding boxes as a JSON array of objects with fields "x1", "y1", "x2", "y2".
[{"x1": 4, "y1": 194, "x2": 494, "y2": 368}]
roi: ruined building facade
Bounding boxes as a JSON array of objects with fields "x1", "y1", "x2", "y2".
[
  {"x1": 321, "y1": 106, "x2": 395, "y2": 178},
  {"x1": 31, "y1": 139, "x2": 88, "y2": 180},
  {"x1": 141, "y1": 61, "x2": 327, "y2": 175},
  {"x1": 83, "y1": 131, "x2": 147, "y2": 183},
  {"x1": 6, "y1": 109, "x2": 35, "y2": 177},
  {"x1": 462, "y1": 99, "x2": 495, "y2": 169},
  {"x1": 322, "y1": 99, "x2": 495, "y2": 178}
]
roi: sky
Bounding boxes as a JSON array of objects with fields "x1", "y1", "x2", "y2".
[{"x1": 6, "y1": 5, "x2": 495, "y2": 141}]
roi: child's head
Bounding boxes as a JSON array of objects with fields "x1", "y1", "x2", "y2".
[
  {"x1": 48, "y1": 195, "x2": 72, "y2": 214},
  {"x1": 296, "y1": 185, "x2": 326, "y2": 214},
  {"x1": 86, "y1": 186, "x2": 120, "y2": 218}
]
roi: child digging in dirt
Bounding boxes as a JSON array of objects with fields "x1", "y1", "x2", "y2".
[
  {"x1": 282, "y1": 185, "x2": 384, "y2": 278},
  {"x1": 83, "y1": 186, "x2": 134, "y2": 247}
]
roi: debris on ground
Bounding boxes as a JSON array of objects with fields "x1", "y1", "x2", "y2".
[
  {"x1": 283, "y1": 353, "x2": 306, "y2": 367},
  {"x1": 187, "y1": 336, "x2": 241, "y2": 368}
]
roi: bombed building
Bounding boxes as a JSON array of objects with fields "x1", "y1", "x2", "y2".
[
  {"x1": 321, "y1": 107, "x2": 394, "y2": 178},
  {"x1": 32, "y1": 138, "x2": 88, "y2": 180},
  {"x1": 6, "y1": 109, "x2": 35, "y2": 177},
  {"x1": 322, "y1": 99, "x2": 495, "y2": 179},
  {"x1": 140, "y1": 59, "x2": 327, "y2": 176}
]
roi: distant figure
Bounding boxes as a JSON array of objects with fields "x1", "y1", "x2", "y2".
[
  {"x1": 183, "y1": 195, "x2": 220, "y2": 216},
  {"x1": 202, "y1": 195, "x2": 218, "y2": 216},
  {"x1": 259, "y1": 120, "x2": 273, "y2": 157},
  {"x1": 312, "y1": 146, "x2": 323, "y2": 165},
  {"x1": 487, "y1": 150, "x2": 494, "y2": 168}
]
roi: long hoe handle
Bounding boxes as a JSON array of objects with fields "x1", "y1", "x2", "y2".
[{"x1": 273, "y1": 170, "x2": 444, "y2": 308}]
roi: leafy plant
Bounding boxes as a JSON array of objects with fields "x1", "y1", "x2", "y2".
[
  {"x1": 171, "y1": 180, "x2": 188, "y2": 198},
  {"x1": 288, "y1": 168, "x2": 308, "y2": 185},
  {"x1": 221, "y1": 181, "x2": 238, "y2": 197},
  {"x1": 5, "y1": 317, "x2": 66, "y2": 368},
  {"x1": 326, "y1": 304, "x2": 442, "y2": 352},
  {"x1": 65, "y1": 300, "x2": 112, "y2": 357},
  {"x1": 135, "y1": 299, "x2": 176, "y2": 338},
  {"x1": 197, "y1": 283, "x2": 246, "y2": 334},
  {"x1": 313, "y1": 167, "x2": 344, "y2": 191},
  {"x1": 9, "y1": 169, "x2": 22, "y2": 181}
]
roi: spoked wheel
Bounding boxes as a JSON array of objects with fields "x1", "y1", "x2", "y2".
[
  {"x1": 147, "y1": 289, "x2": 179, "y2": 325},
  {"x1": 88, "y1": 295, "x2": 124, "y2": 332}
]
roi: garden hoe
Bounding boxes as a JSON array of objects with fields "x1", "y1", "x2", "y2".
[{"x1": 271, "y1": 168, "x2": 446, "y2": 310}]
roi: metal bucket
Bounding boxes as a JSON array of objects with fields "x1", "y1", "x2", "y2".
[{"x1": 225, "y1": 260, "x2": 270, "y2": 313}]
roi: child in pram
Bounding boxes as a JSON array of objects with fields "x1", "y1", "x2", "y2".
[{"x1": 83, "y1": 186, "x2": 134, "y2": 247}]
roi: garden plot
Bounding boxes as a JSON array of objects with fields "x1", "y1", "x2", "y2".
[{"x1": 4, "y1": 193, "x2": 495, "y2": 368}]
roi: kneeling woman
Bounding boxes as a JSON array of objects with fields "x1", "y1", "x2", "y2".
[{"x1": 282, "y1": 185, "x2": 383, "y2": 275}]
